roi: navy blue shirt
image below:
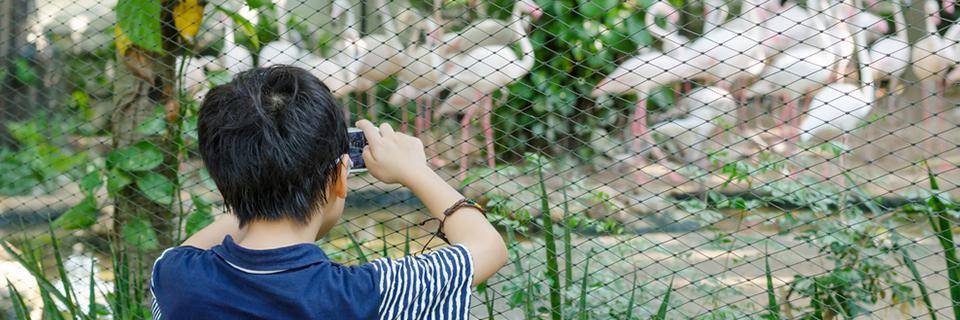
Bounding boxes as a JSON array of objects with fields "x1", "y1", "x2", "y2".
[{"x1": 151, "y1": 235, "x2": 473, "y2": 319}]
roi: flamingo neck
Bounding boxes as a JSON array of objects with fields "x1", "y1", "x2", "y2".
[
  {"x1": 894, "y1": 0, "x2": 908, "y2": 41},
  {"x1": 925, "y1": 1, "x2": 939, "y2": 34},
  {"x1": 376, "y1": 0, "x2": 397, "y2": 37},
  {"x1": 852, "y1": 0, "x2": 875, "y2": 101},
  {"x1": 644, "y1": 10, "x2": 684, "y2": 51},
  {"x1": 514, "y1": 15, "x2": 535, "y2": 70}
]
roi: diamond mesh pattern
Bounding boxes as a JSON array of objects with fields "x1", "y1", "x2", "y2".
[{"x1": 2, "y1": 0, "x2": 960, "y2": 318}]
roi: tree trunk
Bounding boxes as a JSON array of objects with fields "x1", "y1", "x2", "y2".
[
  {"x1": 0, "y1": 0, "x2": 43, "y2": 147},
  {"x1": 111, "y1": 0, "x2": 183, "y2": 254}
]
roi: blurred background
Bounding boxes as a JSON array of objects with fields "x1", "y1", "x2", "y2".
[{"x1": 2, "y1": 0, "x2": 960, "y2": 318}]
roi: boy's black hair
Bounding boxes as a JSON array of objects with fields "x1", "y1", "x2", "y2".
[{"x1": 198, "y1": 65, "x2": 348, "y2": 227}]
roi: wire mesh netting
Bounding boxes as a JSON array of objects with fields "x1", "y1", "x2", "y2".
[{"x1": 2, "y1": 0, "x2": 960, "y2": 318}]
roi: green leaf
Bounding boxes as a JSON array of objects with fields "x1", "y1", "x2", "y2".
[
  {"x1": 107, "y1": 168, "x2": 132, "y2": 195},
  {"x1": 80, "y1": 169, "x2": 103, "y2": 193},
  {"x1": 579, "y1": 0, "x2": 619, "y2": 20},
  {"x1": 135, "y1": 112, "x2": 166, "y2": 136},
  {"x1": 116, "y1": 0, "x2": 163, "y2": 52},
  {"x1": 137, "y1": 172, "x2": 175, "y2": 205},
  {"x1": 54, "y1": 195, "x2": 98, "y2": 230},
  {"x1": 109, "y1": 141, "x2": 164, "y2": 172},
  {"x1": 185, "y1": 194, "x2": 214, "y2": 237},
  {"x1": 206, "y1": 69, "x2": 233, "y2": 86},
  {"x1": 122, "y1": 217, "x2": 160, "y2": 250},
  {"x1": 654, "y1": 277, "x2": 674, "y2": 320},
  {"x1": 246, "y1": 0, "x2": 268, "y2": 8},
  {"x1": 13, "y1": 58, "x2": 39, "y2": 86},
  {"x1": 215, "y1": 5, "x2": 260, "y2": 49}
]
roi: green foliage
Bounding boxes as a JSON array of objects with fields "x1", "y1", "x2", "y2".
[
  {"x1": 135, "y1": 172, "x2": 175, "y2": 206},
  {"x1": 54, "y1": 195, "x2": 99, "y2": 230},
  {"x1": 786, "y1": 207, "x2": 911, "y2": 318},
  {"x1": 0, "y1": 116, "x2": 86, "y2": 195},
  {"x1": 763, "y1": 249, "x2": 780, "y2": 320},
  {"x1": 116, "y1": 0, "x2": 163, "y2": 52},
  {"x1": 184, "y1": 193, "x2": 214, "y2": 237},
  {"x1": 0, "y1": 228, "x2": 123, "y2": 319},
  {"x1": 536, "y1": 156, "x2": 563, "y2": 320},
  {"x1": 918, "y1": 162, "x2": 960, "y2": 320},
  {"x1": 122, "y1": 217, "x2": 161, "y2": 251},
  {"x1": 214, "y1": 5, "x2": 260, "y2": 48},
  {"x1": 654, "y1": 277, "x2": 673, "y2": 320},
  {"x1": 901, "y1": 249, "x2": 937, "y2": 320},
  {"x1": 108, "y1": 141, "x2": 164, "y2": 172}
]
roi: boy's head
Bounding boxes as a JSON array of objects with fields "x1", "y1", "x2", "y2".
[{"x1": 198, "y1": 65, "x2": 349, "y2": 234}]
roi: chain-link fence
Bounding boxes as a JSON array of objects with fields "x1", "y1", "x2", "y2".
[{"x1": 2, "y1": 0, "x2": 960, "y2": 318}]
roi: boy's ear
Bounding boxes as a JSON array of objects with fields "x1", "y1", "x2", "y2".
[{"x1": 333, "y1": 154, "x2": 348, "y2": 199}]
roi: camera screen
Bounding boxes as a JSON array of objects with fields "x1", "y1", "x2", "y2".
[{"x1": 347, "y1": 128, "x2": 367, "y2": 171}]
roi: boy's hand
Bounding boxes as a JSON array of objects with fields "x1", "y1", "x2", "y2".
[{"x1": 356, "y1": 120, "x2": 430, "y2": 185}]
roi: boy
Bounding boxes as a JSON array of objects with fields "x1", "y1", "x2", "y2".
[{"x1": 150, "y1": 66, "x2": 508, "y2": 319}]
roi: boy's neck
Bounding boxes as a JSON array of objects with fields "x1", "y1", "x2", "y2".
[{"x1": 235, "y1": 219, "x2": 322, "y2": 250}]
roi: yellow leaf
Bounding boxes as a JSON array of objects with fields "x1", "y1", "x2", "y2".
[
  {"x1": 115, "y1": 25, "x2": 132, "y2": 55},
  {"x1": 174, "y1": 0, "x2": 205, "y2": 41}
]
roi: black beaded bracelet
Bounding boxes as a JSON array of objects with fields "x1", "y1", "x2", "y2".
[{"x1": 418, "y1": 198, "x2": 484, "y2": 254}]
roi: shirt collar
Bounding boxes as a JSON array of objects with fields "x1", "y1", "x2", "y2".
[{"x1": 211, "y1": 235, "x2": 329, "y2": 273}]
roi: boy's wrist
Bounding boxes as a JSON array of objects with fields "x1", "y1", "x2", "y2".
[{"x1": 400, "y1": 164, "x2": 438, "y2": 188}]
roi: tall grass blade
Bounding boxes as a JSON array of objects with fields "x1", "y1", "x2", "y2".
[
  {"x1": 654, "y1": 277, "x2": 674, "y2": 320},
  {"x1": 924, "y1": 162, "x2": 960, "y2": 320},
  {"x1": 901, "y1": 248, "x2": 937, "y2": 320},
  {"x1": 578, "y1": 249, "x2": 595, "y2": 320},
  {"x1": 344, "y1": 225, "x2": 368, "y2": 263},
  {"x1": 403, "y1": 228, "x2": 411, "y2": 256},
  {"x1": 525, "y1": 272, "x2": 535, "y2": 320},
  {"x1": 478, "y1": 281, "x2": 496, "y2": 320},
  {"x1": 536, "y1": 156, "x2": 562, "y2": 320},
  {"x1": 88, "y1": 256, "x2": 97, "y2": 319},
  {"x1": 111, "y1": 243, "x2": 127, "y2": 319},
  {"x1": 7, "y1": 280, "x2": 31, "y2": 319},
  {"x1": 562, "y1": 186, "x2": 573, "y2": 290},
  {"x1": 811, "y1": 281, "x2": 823, "y2": 320},
  {"x1": 506, "y1": 225, "x2": 530, "y2": 319},
  {"x1": 625, "y1": 271, "x2": 638, "y2": 320},
  {"x1": 1, "y1": 239, "x2": 75, "y2": 314},
  {"x1": 48, "y1": 226, "x2": 81, "y2": 317},
  {"x1": 379, "y1": 222, "x2": 388, "y2": 258},
  {"x1": 764, "y1": 247, "x2": 780, "y2": 320}
]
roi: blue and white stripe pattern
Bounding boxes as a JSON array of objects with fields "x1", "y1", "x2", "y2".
[{"x1": 372, "y1": 244, "x2": 474, "y2": 320}]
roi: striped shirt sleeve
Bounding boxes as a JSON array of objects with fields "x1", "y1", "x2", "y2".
[{"x1": 371, "y1": 244, "x2": 474, "y2": 320}]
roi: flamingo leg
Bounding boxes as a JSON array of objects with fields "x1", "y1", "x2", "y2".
[
  {"x1": 932, "y1": 79, "x2": 950, "y2": 174},
  {"x1": 777, "y1": 94, "x2": 793, "y2": 152},
  {"x1": 886, "y1": 77, "x2": 899, "y2": 111},
  {"x1": 838, "y1": 134, "x2": 848, "y2": 189},
  {"x1": 415, "y1": 97, "x2": 424, "y2": 138},
  {"x1": 482, "y1": 95, "x2": 496, "y2": 169},
  {"x1": 631, "y1": 99, "x2": 684, "y2": 184},
  {"x1": 630, "y1": 99, "x2": 652, "y2": 185},
  {"x1": 458, "y1": 107, "x2": 477, "y2": 181}
]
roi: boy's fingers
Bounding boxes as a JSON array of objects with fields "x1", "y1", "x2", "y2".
[
  {"x1": 362, "y1": 146, "x2": 376, "y2": 164},
  {"x1": 355, "y1": 120, "x2": 383, "y2": 147},
  {"x1": 378, "y1": 122, "x2": 395, "y2": 138}
]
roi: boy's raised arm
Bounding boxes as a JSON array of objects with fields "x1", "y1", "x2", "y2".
[{"x1": 356, "y1": 120, "x2": 508, "y2": 285}]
